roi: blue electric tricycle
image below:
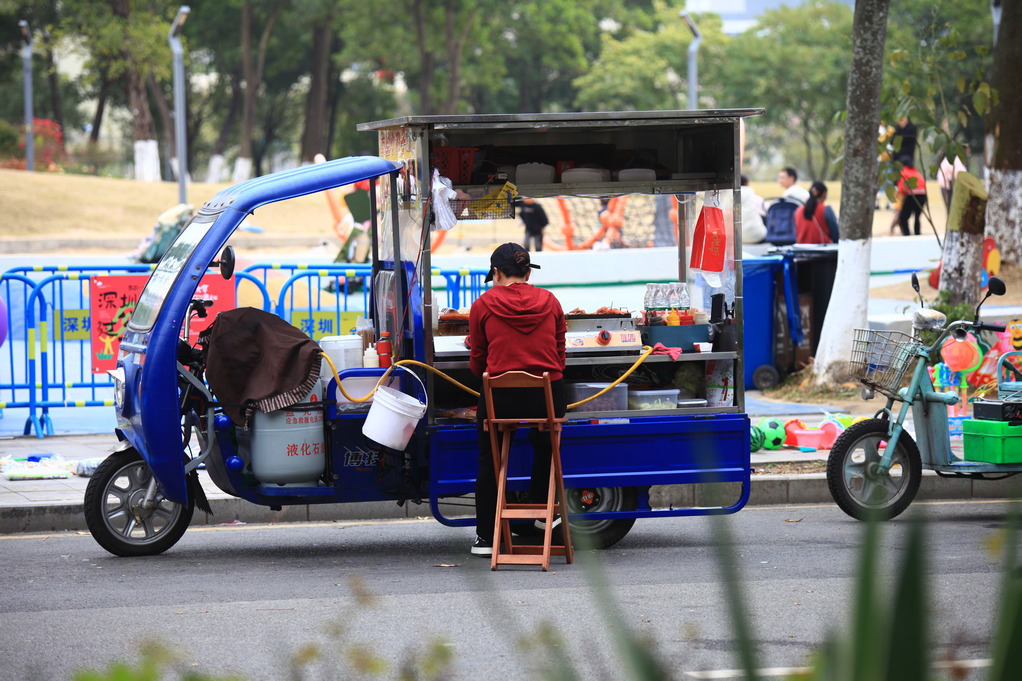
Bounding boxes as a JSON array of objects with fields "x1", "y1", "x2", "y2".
[{"x1": 84, "y1": 110, "x2": 760, "y2": 556}]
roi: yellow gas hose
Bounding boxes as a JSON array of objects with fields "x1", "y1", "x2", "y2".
[{"x1": 320, "y1": 344, "x2": 657, "y2": 410}]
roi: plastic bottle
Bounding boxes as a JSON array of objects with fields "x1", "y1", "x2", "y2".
[
  {"x1": 677, "y1": 282, "x2": 690, "y2": 310},
  {"x1": 665, "y1": 309, "x2": 680, "y2": 326},
  {"x1": 363, "y1": 346, "x2": 379, "y2": 368},
  {"x1": 376, "y1": 331, "x2": 393, "y2": 368}
]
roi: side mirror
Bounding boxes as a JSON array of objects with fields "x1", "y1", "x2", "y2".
[
  {"x1": 911, "y1": 272, "x2": 924, "y2": 307},
  {"x1": 975, "y1": 275, "x2": 1007, "y2": 321},
  {"x1": 988, "y1": 276, "x2": 1006, "y2": 297},
  {"x1": 213, "y1": 245, "x2": 235, "y2": 280}
]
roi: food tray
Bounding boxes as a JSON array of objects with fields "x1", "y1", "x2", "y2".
[
  {"x1": 628, "y1": 389, "x2": 680, "y2": 410},
  {"x1": 566, "y1": 382, "x2": 627, "y2": 412}
]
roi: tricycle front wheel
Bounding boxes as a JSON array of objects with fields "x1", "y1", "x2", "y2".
[
  {"x1": 83, "y1": 448, "x2": 194, "y2": 556},
  {"x1": 826, "y1": 419, "x2": 921, "y2": 521}
]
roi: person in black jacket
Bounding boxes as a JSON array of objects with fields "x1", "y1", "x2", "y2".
[{"x1": 517, "y1": 197, "x2": 549, "y2": 252}]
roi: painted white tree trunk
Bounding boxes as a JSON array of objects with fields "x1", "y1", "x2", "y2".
[
  {"x1": 207, "y1": 154, "x2": 226, "y2": 184},
  {"x1": 169, "y1": 157, "x2": 191, "y2": 183},
  {"x1": 232, "y1": 156, "x2": 253, "y2": 183},
  {"x1": 133, "y1": 139, "x2": 161, "y2": 182},
  {"x1": 814, "y1": 238, "x2": 872, "y2": 385},
  {"x1": 986, "y1": 168, "x2": 1022, "y2": 265}
]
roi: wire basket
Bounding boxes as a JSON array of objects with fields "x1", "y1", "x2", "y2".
[
  {"x1": 849, "y1": 328, "x2": 917, "y2": 394},
  {"x1": 449, "y1": 181, "x2": 518, "y2": 220},
  {"x1": 449, "y1": 197, "x2": 515, "y2": 220}
]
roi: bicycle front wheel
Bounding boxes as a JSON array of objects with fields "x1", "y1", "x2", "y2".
[{"x1": 826, "y1": 418, "x2": 921, "y2": 521}]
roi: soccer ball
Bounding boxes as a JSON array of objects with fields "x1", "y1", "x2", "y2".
[
  {"x1": 756, "y1": 417, "x2": 786, "y2": 450},
  {"x1": 749, "y1": 425, "x2": 765, "y2": 453}
]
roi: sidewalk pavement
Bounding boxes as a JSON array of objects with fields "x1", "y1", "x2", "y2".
[{"x1": 3, "y1": 396, "x2": 1020, "y2": 536}]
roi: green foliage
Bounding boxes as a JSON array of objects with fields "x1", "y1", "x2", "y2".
[
  {"x1": 719, "y1": 0, "x2": 854, "y2": 182},
  {"x1": 0, "y1": 118, "x2": 19, "y2": 157},
  {"x1": 880, "y1": 0, "x2": 994, "y2": 178}
]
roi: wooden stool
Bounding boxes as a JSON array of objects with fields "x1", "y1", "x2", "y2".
[{"x1": 482, "y1": 371, "x2": 573, "y2": 571}]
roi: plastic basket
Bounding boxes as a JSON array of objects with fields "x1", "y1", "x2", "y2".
[
  {"x1": 431, "y1": 147, "x2": 477, "y2": 184},
  {"x1": 849, "y1": 328, "x2": 917, "y2": 394}
]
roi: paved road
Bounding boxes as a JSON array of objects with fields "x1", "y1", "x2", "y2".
[{"x1": 1, "y1": 500, "x2": 1012, "y2": 681}]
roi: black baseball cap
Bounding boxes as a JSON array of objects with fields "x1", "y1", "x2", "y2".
[{"x1": 485, "y1": 242, "x2": 540, "y2": 283}]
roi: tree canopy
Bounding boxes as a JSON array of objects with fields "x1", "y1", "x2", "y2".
[{"x1": 0, "y1": 0, "x2": 1002, "y2": 185}]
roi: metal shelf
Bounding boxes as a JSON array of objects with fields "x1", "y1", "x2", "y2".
[
  {"x1": 565, "y1": 405, "x2": 741, "y2": 420},
  {"x1": 433, "y1": 351, "x2": 735, "y2": 371}
]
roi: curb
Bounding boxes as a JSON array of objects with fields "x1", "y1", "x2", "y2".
[{"x1": 5, "y1": 472, "x2": 1022, "y2": 535}]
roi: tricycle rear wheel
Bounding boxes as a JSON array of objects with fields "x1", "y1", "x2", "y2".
[
  {"x1": 564, "y1": 486, "x2": 637, "y2": 549},
  {"x1": 826, "y1": 419, "x2": 921, "y2": 521},
  {"x1": 84, "y1": 448, "x2": 194, "y2": 556}
]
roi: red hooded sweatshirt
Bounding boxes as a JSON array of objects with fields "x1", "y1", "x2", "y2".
[{"x1": 469, "y1": 282, "x2": 566, "y2": 380}]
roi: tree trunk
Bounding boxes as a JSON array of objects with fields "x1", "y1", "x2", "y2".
[
  {"x1": 300, "y1": 18, "x2": 333, "y2": 163},
  {"x1": 442, "y1": 1, "x2": 476, "y2": 114},
  {"x1": 146, "y1": 72, "x2": 176, "y2": 178},
  {"x1": 207, "y1": 71, "x2": 242, "y2": 182},
  {"x1": 411, "y1": 0, "x2": 434, "y2": 114},
  {"x1": 985, "y1": 0, "x2": 1022, "y2": 266},
  {"x1": 127, "y1": 67, "x2": 160, "y2": 181},
  {"x1": 111, "y1": 0, "x2": 159, "y2": 182},
  {"x1": 44, "y1": 45, "x2": 65, "y2": 150},
  {"x1": 234, "y1": 2, "x2": 279, "y2": 181},
  {"x1": 235, "y1": 0, "x2": 255, "y2": 181},
  {"x1": 89, "y1": 72, "x2": 110, "y2": 144},
  {"x1": 814, "y1": 0, "x2": 890, "y2": 387},
  {"x1": 939, "y1": 172, "x2": 987, "y2": 306}
]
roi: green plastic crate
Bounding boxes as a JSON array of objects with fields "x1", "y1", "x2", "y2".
[{"x1": 962, "y1": 419, "x2": 1022, "y2": 463}]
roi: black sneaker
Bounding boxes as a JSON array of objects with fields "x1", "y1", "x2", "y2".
[
  {"x1": 535, "y1": 515, "x2": 561, "y2": 531},
  {"x1": 471, "y1": 535, "x2": 493, "y2": 556}
]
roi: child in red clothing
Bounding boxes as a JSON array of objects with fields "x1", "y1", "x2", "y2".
[{"x1": 468, "y1": 243, "x2": 566, "y2": 556}]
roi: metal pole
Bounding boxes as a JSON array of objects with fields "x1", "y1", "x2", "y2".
[
  {"x1": 168, "y1": 6, "x2": 190, "y2": 204},
  {"x1": 19, "y1": 20, "x2": 33, "y2": 172},
  {"x1": 680, "y1": 13, "x2": 702, "y2": 110}
]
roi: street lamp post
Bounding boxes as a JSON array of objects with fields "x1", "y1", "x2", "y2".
[
  {"x1": 680, "y1": 12, "x2": 702, "y2": 110},
  {"x1": 19, "y1": 20, "x2": 33, "y2": 172},
  {"x1": 168, "y1": 6, "x2": 190, "y2": 204}
]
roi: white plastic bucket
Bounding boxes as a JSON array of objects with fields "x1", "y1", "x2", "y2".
[
  {"x1": 319, "y1": 335, "x2": 363, "y2": 388},
  {"x1": 361, "y1": 369, "x2": 427, "y2": 450},
  {"x1": 247, "y1": 387, "x2": 326, "y2": 486}
]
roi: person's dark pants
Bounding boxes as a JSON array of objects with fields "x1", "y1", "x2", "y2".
[
  {"x1": 898, "y1": 194, "x2": 928, "y2": 236},
  {"x1": 524, "y1": 232, "x2": 543, "y2": 252},
  {"x1": 475, "y1": 379, "x2": 566, "y2": 542}
]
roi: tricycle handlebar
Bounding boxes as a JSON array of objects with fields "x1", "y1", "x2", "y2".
[{"x1": 928, "y1": 319, "x2": 1005, "y2": 354}]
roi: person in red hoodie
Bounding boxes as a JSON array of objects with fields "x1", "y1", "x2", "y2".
[
  {"x1": 468, "y1": 242, "x2": 566, "y2": 556},
  {"x1": 896, "y1": 156, "x2": 928, "y2": 236}
]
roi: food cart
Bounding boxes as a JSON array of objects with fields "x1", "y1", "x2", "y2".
[
  {"x1": 354, "y1": 110, "x2": 762, "y2": 548},
  {"x1": 85, "y1": 110, "x2": 763, "y2": 557}
]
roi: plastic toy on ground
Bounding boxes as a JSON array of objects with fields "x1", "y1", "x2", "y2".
[{"x1": 757, "y1": 417, "x2": 786, "y2": 450}]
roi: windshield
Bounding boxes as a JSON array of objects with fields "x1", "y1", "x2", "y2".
[{"x1": 128, "y1": 216, "x2": 216, "y2": 332}]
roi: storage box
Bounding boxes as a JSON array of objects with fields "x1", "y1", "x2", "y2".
[
  {"x1": 962, "y1": 419, "x2": 1022, "y2": 463},
  {"x1": 628, "y1": 388, "x2": 680, "y2": 410},
  {"x1": 642, "y1": 324, "x2": 710, "y2": 352},
  {"x1": 566, "y1": 382, "x2": 627, "y2": 412},
  {"x1": 973, "y1": 399, "x2": 1022, "y2": 422}
]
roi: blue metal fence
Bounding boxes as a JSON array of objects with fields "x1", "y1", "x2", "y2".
[{"x1": 1, "y1": 262, "x2": 488, "y2": 437}]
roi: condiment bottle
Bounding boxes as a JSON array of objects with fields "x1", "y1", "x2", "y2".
[
  {"x1": 363, "y1": 346, "x2": 379, "y2": 368},
  {"x1": 376, "y1": 331, "x2": 393, "y2": 368},
  {"x1": 665, "y1": 309, "x2": 680, "y2": 326}
]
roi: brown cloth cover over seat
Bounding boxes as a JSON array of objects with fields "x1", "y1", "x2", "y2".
[{"x1": 203, "y1": 307, "x2": 321, "y2": 426}]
